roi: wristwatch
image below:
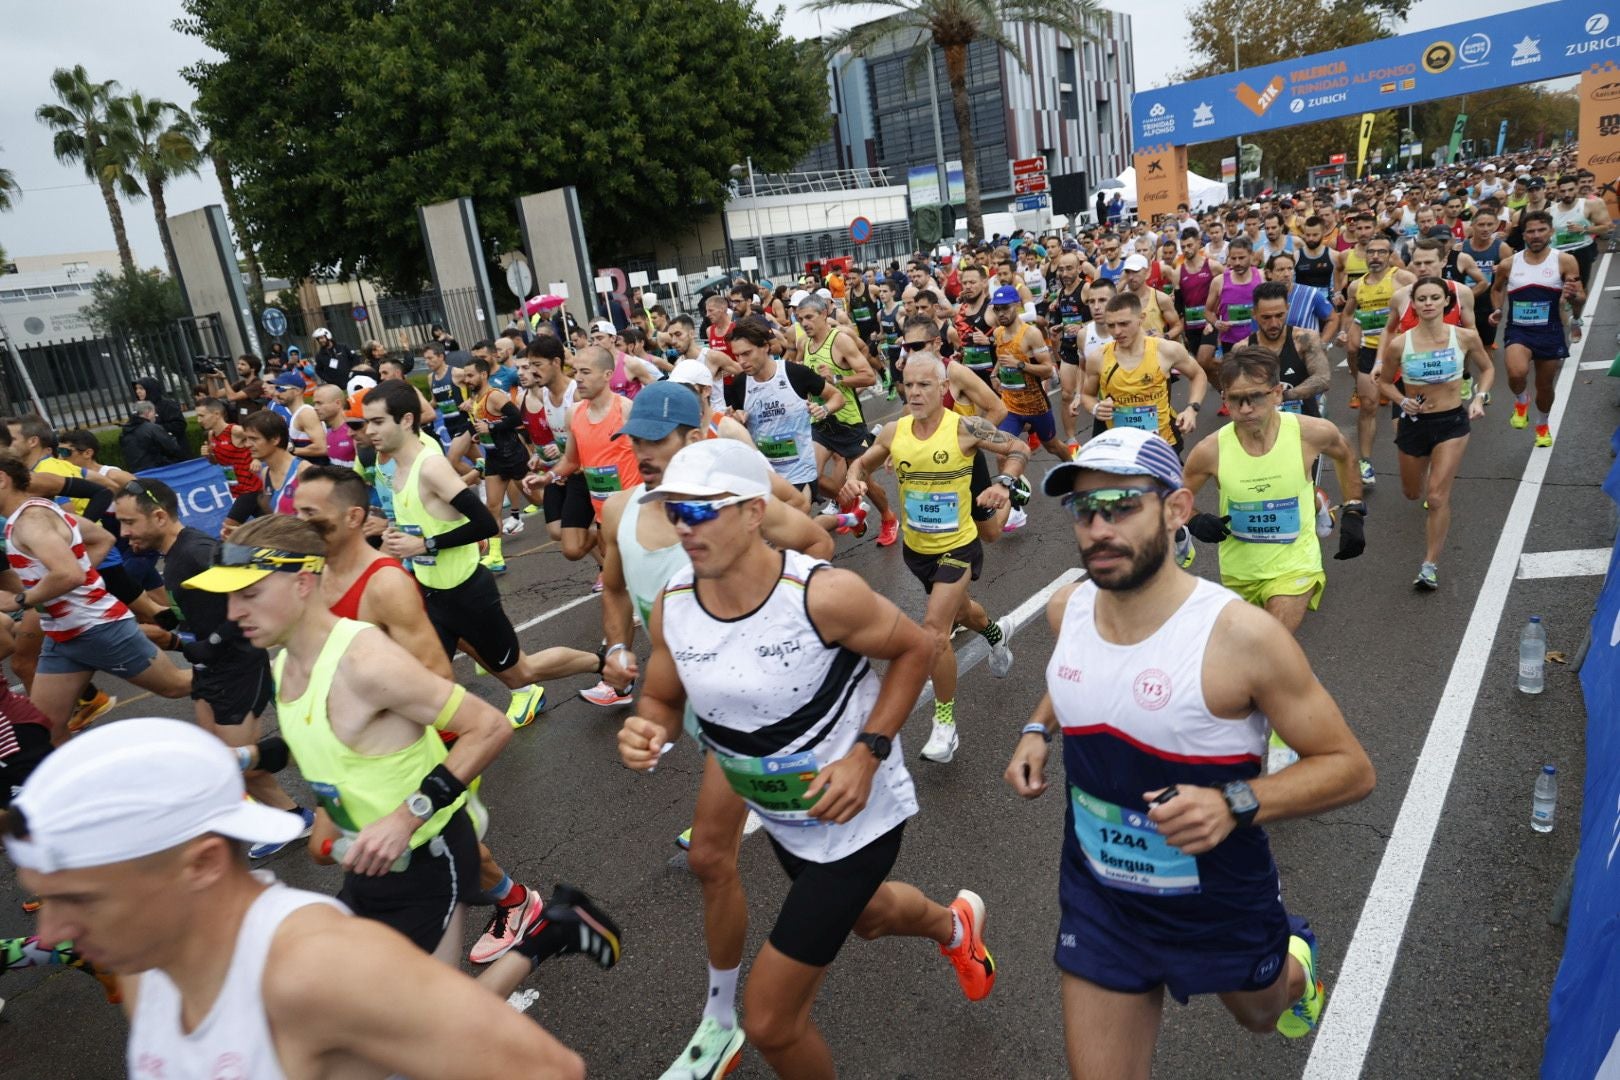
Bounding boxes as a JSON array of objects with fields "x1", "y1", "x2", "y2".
[
  {"x1": 1187, "y1": 401, "x2": 1201, "y2": 412},
  {"x1": 993, "y1": 474, "x2": 1017, "y2": 491},
  {"x1": 422, "y1": 534, "x2": 438, "y2": 555},
  {"x1": 406, "y1": 792, "x2": 434, "y2": 821},
  {"x1": 854, "y1": 732, "x2": 892, "y2": 761},
  {"x1": 1221, "y1": 780, "x2": 1260, "y2": 828},
  {"x1": 13, "y1": 592, "x2": 27, "y2": 610}
]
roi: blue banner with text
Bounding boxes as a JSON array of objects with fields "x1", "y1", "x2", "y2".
[{"x1": 136, "y1": 457, "x2": 236, "y2": 539}]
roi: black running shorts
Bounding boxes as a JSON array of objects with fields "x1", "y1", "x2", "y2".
[
  {"x1": 420, "y1": 564, "x2": 522, "y2": 672},
  {"x1": 339, "y1": 808, "x2": 481, "y2": 953},
  {"x1": 766, "y1": 823, "x2": 904, "y2": 967}
]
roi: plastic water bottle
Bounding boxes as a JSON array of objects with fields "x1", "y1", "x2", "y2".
[
  {"x1": 321, "y1": 835, "x2": 411, "y2": 873},
  {"x1": 1518, "y1": 616, "x2": 1547, "y2": 694},
  {"x1": 1532, "y1": 765, "x2": 1557, "y2": 833}
]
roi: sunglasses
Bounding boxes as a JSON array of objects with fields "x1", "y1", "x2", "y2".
[
  {"x1": 1222, "y1": 387, "x2": 1278, "y2": 410},
  {"x1": 662, "y1": 494, "x2": 758, "y2": 528},
  {"x1": 214, "y1": 543, "x2": 326, "y2": 574},
  {"x1": 1059, "y1": 486, "x2": 1164, "y2": 526},
  {"x1": 123, "y1": 479, "x2": 163, "y2": 503},
  {"x1": 900, "y1": 340, "x2": 932, "y2": 353}
]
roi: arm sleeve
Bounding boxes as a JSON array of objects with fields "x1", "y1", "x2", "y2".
[
  {"x1": 723, "y1": 378, "x2": 745, "y2": 412},
  {"x1": 489, "y1": 400, "x2": 523, "y2": 434},
  {"x1": 429, "y1": 487, "x2": 501, "y2": 550},
  {"x1": 784, "y1": 363, "x2": 828, "y2": 398}
]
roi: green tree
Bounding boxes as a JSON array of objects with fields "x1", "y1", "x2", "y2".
[
  {"x1": 176, "y1": 0, "x2": 828, "y2": 293},
  {"x1": 810, "y1": 0, "x2": 1099, "y2": 242},
  {"x1": 108, "y1": 95, "x2": 204, "y2": 285},
  {"x1": 82, "y1": 265, "x2": 187, "y2": 337},
  {"x1": 0, "y1": 148, "x2": 19, "y2": 214},
  {"x1": 36, "y1": 66, "x2": 141, "y2": 273},
  {"x1": 1177, "y1": 0, "x2": 1396, "y2": 187}
]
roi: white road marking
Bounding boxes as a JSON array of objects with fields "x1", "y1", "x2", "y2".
[
  {"x1": 1305, "y1": 252, "x2": 1612, "y2": 1079},
  {"x1": 1517, "y1": 548, "x2": 1613, "y2": 580},
  {"x1": 1579, "y1": 359, "x2": 1612, "y2": 372}
]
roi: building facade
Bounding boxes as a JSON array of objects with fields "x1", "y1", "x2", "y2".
[{"x1": 801, "y1": 9, "x2": 1135, "y2": 218}]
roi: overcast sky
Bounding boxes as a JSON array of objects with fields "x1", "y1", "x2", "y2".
[{"x1": 0, "y1": 0, "x2": 1564, "y2": 268}]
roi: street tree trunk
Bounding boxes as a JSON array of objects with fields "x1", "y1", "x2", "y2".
[
  {"x1": 149, "y1": 174, "x2": 182, "y2": 285},
  {"x1": 95, "y1": 164, "x2": 135, "y2": 273},
  {"x1": 212, "y1": 148, "x2": 263, "y2": 303},
  {"x1": 943, "y1": 42, "x2": 981, "y2": 243}
]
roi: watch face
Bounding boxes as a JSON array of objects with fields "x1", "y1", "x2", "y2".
[{"x1": 1225, "y1": 781, "x2": 1259, "y2": 814}]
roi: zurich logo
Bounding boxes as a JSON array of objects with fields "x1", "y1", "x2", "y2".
[
  {"x1": 1289, "y1": 98, "x2": 1305, "y2": 113},
  {"x1": 1149, "y1": 103, "x2": 1165, "y2": 118},
  {"x1": 1588, "y1": 13, "x2": 1610, "y2": 35}
]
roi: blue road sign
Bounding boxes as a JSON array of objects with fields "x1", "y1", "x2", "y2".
[
  {"x1": 261, "y1": 306, "x2": 287, "y2": 337},
  {"x1": 1014, "y1": 194, "x2": 1049, "y2": 212},
  {"x1": 849, "y1": 216, "x2": 873, "y2": 244},
  {"x1": 352, "y1": 306, "x2": 369, "y2": 323}
]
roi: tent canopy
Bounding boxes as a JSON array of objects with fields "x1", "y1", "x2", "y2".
[{"x1": 1109, "y1": 166, "x2": 1228, "y2": 211}]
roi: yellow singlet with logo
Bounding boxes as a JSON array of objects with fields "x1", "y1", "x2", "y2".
[
  {"x1": 1354, "y1": 270, "x2": 1396, "y2": 350},
  {"x1": 890, "y1": 410, "x2": 977, "y2": 554},
  {"x1": 1099, "y1": 338, "x2": 1176, "y2": 442}
]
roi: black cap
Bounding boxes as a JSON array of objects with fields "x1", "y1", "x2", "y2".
[{"x1": 1527, "y1": 177, "x2": 1547, "y2": 190}]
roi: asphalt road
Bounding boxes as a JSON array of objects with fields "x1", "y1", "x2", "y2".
[{"x1": 3, "y1": 253, "x2": 1616, "y2": 1079}]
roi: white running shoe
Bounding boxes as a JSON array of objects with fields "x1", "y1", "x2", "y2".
[
  {"x1": 986, "y1": 622, "x2": 1014, "y2": 678},
  {"x1": 1003, "y1": 507, "x2": 1028, "y2": 532},
  {"x1": 920, "y1": 719, "x2": 959, "y2": 763},
  {"x1": 501, "y1": 514, "x2": 525, "y2": 535}
]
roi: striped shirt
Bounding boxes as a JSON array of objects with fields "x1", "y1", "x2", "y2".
[
  {"x1": 1286, "y1": 285, "x2": 1334, "y2": 332},
  {"x1": 4, "y1": 498, "x2": 131, "y2": 641}
]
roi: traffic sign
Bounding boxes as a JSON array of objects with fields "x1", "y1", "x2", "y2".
[
  {"x1": 260, "y1": 306, "x2": 287, "y2": 337},
  {"x1": 505, "y1": 257, "x2": 534, "y2": 299},
  {"x1": 1012, "y1": 156, "x2": 1047, "y2": 177},
  {"x1": 1329, "y1": 152, "x2": 1348, "y2": 165},
  {"x1": 1014, "y1": 194, "x2": 1049, "y2": 212},
  {"x1": 1013, "y1": 174, "x2": 1049, "y2": 195},
  {"x1": 351, "y1": 306, "x2": 368, "y2": 323},
  {"x1": 849, "y1": 216, "x2": 873, "y2": 244}
]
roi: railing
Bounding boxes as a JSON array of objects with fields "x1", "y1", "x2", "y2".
[
  {"x1": 266, "y1": 286, "x2": 498, "y2": 359},
  {"x1": 735, "y1": 168, "x2": 895, "y2": 197}
]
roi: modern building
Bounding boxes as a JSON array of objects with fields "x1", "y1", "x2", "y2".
[{"x1": 801, "y1": 8, "x2": 1136, "y2": 220}]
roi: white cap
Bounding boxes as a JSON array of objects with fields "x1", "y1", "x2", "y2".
[
  {"x1": 816, "y1": 288, "x2": 832, "y2": 300},
  {"x1": 1482, "y1": 163, "x2": 1497, "y2": 172},
  {"x1": 789, "y1": 289, "x2": 810, "y2": 307},
  {"x1": 1515, "y1": 163, "x2": 1531, "y2": 174},
  {"x1": 312, "y1": 327, "x2": 333, "y2": 339},
  {"x1": 641, "y1": 438, "x2": 772, "y2": 502},
  {"x1": 669, "y1": 358, "x2": 713, "y2": 389},
  {"x1": 590, "y1": 319, "x2": 617, "y2": 336},
  {"x1": 1122, "y1": 253, "x2": 1150, "y2": 272},
  {"x1": 5, "y1": 718, "x2": 306, "y2": 874}
]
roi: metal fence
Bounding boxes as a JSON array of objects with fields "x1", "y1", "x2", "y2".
[
  {"x1": 268, "y1": 287, "x2": 496, "y2": 361},
  {"x1": 1, "y1": 314, "x2": 229, "y2": 430}
]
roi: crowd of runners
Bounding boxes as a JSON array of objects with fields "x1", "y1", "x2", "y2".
[{"x1": 0, "y1": 146, "x2": 1610, "y2": 1079}]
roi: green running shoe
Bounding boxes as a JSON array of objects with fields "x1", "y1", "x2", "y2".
[
  {"x1": 1277, "y1": 919, "x2": 1323, "y2": 1038},
  {"x1": 658, "y1": 1015, "x2": 746, "y2": 1079}
]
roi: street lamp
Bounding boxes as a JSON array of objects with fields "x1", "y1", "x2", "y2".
[{"x1": 729, "y1": 160, "x2": 762, "y2": 279}]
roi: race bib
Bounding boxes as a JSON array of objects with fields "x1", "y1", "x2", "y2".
[
  {"x1": 1355, "y1": 307, "x2": 1389, "y2": 331},
  {"x1": 396, "y1": 524, "x2": 433, "y2": 565},
  {"x1": 1554, "y1": 229, "x2": 1584, "y2": 248},
  {"x1": 1227, "y1": 303, "x2": 1253, "y2": 323},
  {"x1": 757, "y1": 435, "x2": 798, "y2": 462},
  {"x1": 1060, "y1": 313, "x2": 1085, "y2": 326},
  {"x1": 1227, "y1": 497, "x2": 1301, "y2": 544},
  {"x1": 850, "y1": 306, "x2": 872, "y2": 322},
  {"x1": 962, "y1": 345, "x2": 994, "y2": 371},
  {"x1": 1070, "y1": 785, "x2": 1200, "y2": 896},
  {"x1": 1279, "y1": 398, "x2": 1303, "y2": 414},
  {"x1": 583, "y1": 464, "x2": 622, "y2": 498},
  {"x1": 1510, "y1": 299, "x2": 1551, "y2": 327},
  {"x1": 717, "y1": 750, "x2": 822, "y2": 827},
  {"x1": 222, "y1": 466, "x2": 238, "y2": 484},
  {"x1": 307, "y1": 780, "x2": 360, "y2": 833},
  {"x1": 904, "y1": 489, "x2": 960, "y2": 534},
  {"x1": 1183, "y1": 305, "x2": 1206, "y2": 326},
  {"x1": 1401, "y1": 347, "x2": 1463, "y2": 385},
  {"x1": 998, "y1": 364, "x2": 1027, "y2": 389},
  {"x1": 477, "y1": 431, "x2": 495, "y2": 448},
  {"x1": 1112, "y1": 404, "x2": 1159, "y2": 432}
]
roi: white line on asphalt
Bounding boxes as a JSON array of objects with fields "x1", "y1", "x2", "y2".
[
  {"x1": 1517, "y1": 548, "x2": 1613, "y2": 580},
  {"x1": 1579, "y1": 360, "x2": 1612, "y2": 372},
  {"x1": 453, "y1": 591, "x2": 600, "y2": 666},
  {"x1": 1304, "y1": 252, "x2": 1612, "y2": 1079}
]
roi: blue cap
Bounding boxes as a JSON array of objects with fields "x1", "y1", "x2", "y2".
[
  {"x1": 273, "y1": 371, "x2": 306, "y2": 390},
  {"x1": 615, "y1": 380, "x2": 702, "y2": 441},
  {"x1": 990, "y1": 284, "x2": 1022, "y2": 307},
  {"x1": 1042, "y1": 427, "x2": 1183, "y2": 496}
]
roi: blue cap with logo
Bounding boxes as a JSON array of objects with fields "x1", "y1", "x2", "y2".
[
  {"x1": 1041, "y1": 427, "x2": 1183, "y2": 496},
  {"x1": 273, "y1": 371, "x2": 306, "y2": 390},
  {"x1": 990, "y1": 284, "x2": 1022, "y2": 307},
  {"x1": 615, "y1": 379, "x2": 702, "y2": 441}
]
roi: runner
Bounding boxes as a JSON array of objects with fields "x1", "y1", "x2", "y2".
[
  {"x1": 0, "y1": 455, "x2": 191, "y2": 741},
  {"x1": 1457, "y1": 206, "x2": 1513, "y2": 355},
  {"x1": 422, "y1": 342, "x2": 482, "y2": 476},
  {"x1": 619, "y1": 444, "x2": 997, "y2": 1078},
  {"x1": 1342, "y1": 235, "x2": 1414, "y2": 485},
  {"x1": 1007, "y1": 427, "x2": 1376, "y2": 1078},
  {"x1": 197, "y1": 398, "x2": 261, "y2": 499},
  {"x1": 989, "y1": 284, "x2": 1073, "y2": 505},
  {"x1": 1079, "y1": 293, "x2": 1207, "y2": 455},
  {"x1": 1550, "y1": 173, "x2": 1610, "y2": 294},
  {"x1": 1490, "y1": 209, "x2": 1584, "y2": 448},
  {"x1": 310, "y1": 384, "x2": 356, "y2": 468},
  {"x1": 1204, "y1": 236, "x2": 1261, "y2": 367},
  {"x1": 1120, "y1": 254, "x2": 1181, "y2": 341},
  {"x1": 842, "y1": 353, "x2": 1025, "y2": 762},
  {"x1": 1048, "y1": 252, "x2": 1092, "y2": 449},
  {"x1": 1263, "y1": 253, "x2": 1335, "y2": 337},
  {"x1": 589, "y1": 319, "x2": 659, "y2": 400},
  {"x1": 1171, "y1": 231, "x2": 1221, "y2": 382},
  {"x1": 113, "y1": 479, "x2": 311, "y2": 855},
  {"x1": 954, "y1": 264, "x2": 998, "y2": 386},
  {"x1": 515, "y1": 336, "x2": 594, "y2": 561},
  {"x1": 1378, "y1": 276, "x2": 1495, "y2": 589},
  {"x1": 364, "y1": 380, "x2": 628, "y2": 726},
  {"x1": 463, "y1": 356, "x2": 530, "y2": 569},
  {"x1": 268, "y1": 371, "x2": 328, "y2": 462},
  {"x1": 1244, "y1": 282, "x2": 1332, "y2": 418},
  {"x1": 225, "y1": 410, "x2": 306, "y2": 533},
  {"x1": 796, "y1": 294, "x2": 899, "y2": 545}
]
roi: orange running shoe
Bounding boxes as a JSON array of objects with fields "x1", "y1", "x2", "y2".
[
  {"x1": 67, "y1": 690, "x2": 115, "y2": 734},
  {"x1": 876, "y1": 515, "x2": 899, "y2": 547},
  {"x1": 940, "y1": 889, "x2": 996, "y2": 1001}
]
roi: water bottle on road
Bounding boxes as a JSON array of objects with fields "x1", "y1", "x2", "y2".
[
  {"x1": 1518, "y1": 616, "x2": 1546, "y2": 694},
  {"x1": 1532, "y1": 765, "x2": 1557, "y2": 833}
]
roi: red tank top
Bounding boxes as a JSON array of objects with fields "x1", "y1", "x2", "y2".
[
  {"x1": 570, "y1": 395, "x2": 643, "y2": 520},
  {"x1": 328, "y1": 557, "x2": 408, "y2": 620},
  {"x1": 212, "y1": 426, "x2": 261, "y2": 496},
  {"x1": 1394, "y1": 280, "x2": 1467, "y2": 333}
]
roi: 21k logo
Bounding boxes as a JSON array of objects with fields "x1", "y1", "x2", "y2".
[{"x1": 1235, "y1": 76, "x2": 1285, "y2": 117}]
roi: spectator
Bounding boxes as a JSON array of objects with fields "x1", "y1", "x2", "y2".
[
  {"x1": 119, "y1": 401, "x2": 185, "y2": 472},
  {"x1": 311, "y1": 327, "x2": 356, "y2": 386},
  {"x1": 131, "y1": 377, "x2": 191, "y2": 455}
]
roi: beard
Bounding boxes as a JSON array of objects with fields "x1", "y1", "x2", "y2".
[{"x1": 1082, "y1": 519, "x2": 1170, "y2": 593}]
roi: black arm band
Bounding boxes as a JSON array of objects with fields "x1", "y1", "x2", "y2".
[
  {"x1": 255, "y1": 736, "x2": 291, "y2": 774},
  {"x1": 428, "y1": 489, "x2": 500, "y2": 550},
  {"x1": 420, "y1": 763, "x2": 467, "y2": 814},
  {"x1": 59, "y1": 476, "x2": 105, "y2": 504}
]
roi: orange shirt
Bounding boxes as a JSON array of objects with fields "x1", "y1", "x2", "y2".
[{"x1": 570, "y1": 395, "x2": 643, "y2": 521}]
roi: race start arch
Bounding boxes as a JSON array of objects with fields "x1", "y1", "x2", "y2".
[{"x1": 1128, "y1": 0, "x2": 1620, "y2": 219}]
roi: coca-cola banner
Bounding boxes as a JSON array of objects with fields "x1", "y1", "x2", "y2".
[{"x1": 1577, "y1": 62, "x2": 1620, "y2": 224}]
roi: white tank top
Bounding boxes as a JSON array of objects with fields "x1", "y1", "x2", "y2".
[
  {"x1": 1507, "y1": 249, "x2": 1564, "y2": 294},
  {"x1": 660, "y1": 548, "x2": 916, "y2": 861},
  {"x1": 1550, "y1": 200, "x2": 1593, "y2": 251},
  {"x1": 1084, "y1": 324, "x2": 1112, "y2": 353},
  {"x1": 128, "y1": 881, "x2": 348, "y2": 1080},
  {"x1": 541, "y1": 381, "x2": 577, "y2": 449}
]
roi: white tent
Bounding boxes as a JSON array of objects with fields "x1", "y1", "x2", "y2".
[{"x1": 1109, "y1": 166, "x2": 1229, "y2": 211}]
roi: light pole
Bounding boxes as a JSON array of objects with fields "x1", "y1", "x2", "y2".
[
  {"x1": 729, "y1": 159, "x2": 762, "y2": 279},
  {"x1": 1232, "y1": 11, "x2": 1245, "y2": 200}
]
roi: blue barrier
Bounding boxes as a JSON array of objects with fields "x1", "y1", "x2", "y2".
[
  {"x1": 135, "y1": 457, "x2": 236, "y2": 538},
  {"x1": 1542, "y1": 432, "x2": 1620, "y2": 1077}
]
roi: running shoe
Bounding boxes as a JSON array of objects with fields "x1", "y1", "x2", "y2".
[
  {"x1": 675, "y1": 827, "x2": 693, "y2": 851},
  {"x1": 470, "y1": 887, "x2": 546, "y2": 965},
  {"x1": 502, "y1": 514, "x2": 525, "y2": 536},
  {"x1": 1026, "y1": 433, "x2": 1041, "y2": 452},
  {"x1": 1348, "y1": 392, "x2": 1360, "y2": 410},
  {"x1": 482, "y1": 556, "x2": 507, "y2": 574},
  {"x1": 1414, "y1": 562, "x2": 1439, "y2": 591},
  {"x1": 1510, "y1": 401, "x2": 1529, "y2": 429},
  {"x1": 507, "y1": 685, "x2": 546, "y2": 728},
  {"x1": 836, "y1": 503, "x2": 868, "y2": 538},
  {"x1": 1314, "y1": 488, "x2": 1334, "y2": 539},
  {"x1": 1008, "y1": 474, "x2": 1032, "y2": 509},
  {"x1": 592, "y1": 573, "x2": 605, "y2": 593},
  {"x1": 1356, "y1": 458, "x2": 1376, "y2": 488},
  {"x1": 513, "y1": 883, "x2": 622, "y2": 970},
  {"x1": 579, "y1": 681, "x2": 633, "y2": 707},
  {"x1": 1174, "y1": 525, "x2": 1195, "y2": 569},
  {"x1": 20, "y1": 896, "x2": 41, "y2": 914},
  {"x1": 920, "y1": 719, "x2": 959, "y2": 763},
  {"x1": 1276, "y1": 918, "x2": 1324, "y2": 1038},
  {"x1": 67, "y1": 690, "x2": 116, "y2": 734},
  {"x1": 248, "y1": 806, "x2": 314, "y2": 860},
  {"x1": 660, "y1": 1017, "x2": 746, "y2": 1080},
  {"x1": 1534, "y1": 424, "x2": 1553, "y2": 448},
  {"x1": 940, "y1": 889, "x2": 996, "y2": 1002},
  {"x1": 522, "y1": 501, "x2": 541, "y2": 516},
  {"x1": 1002, "y1": 507, "x2": 1028, "y2": 533},
  {"x1": 876, "y1": 515, "x2": 900, "y2": 547},
  {"x1": 986, "y1": 628, "x2": 1014, "y2": 678},
  {"x1": 1217, "y1": 403, "x2": 1230, "y2": 417}
]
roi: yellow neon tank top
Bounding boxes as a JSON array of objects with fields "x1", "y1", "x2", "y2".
[
  {"x1": 1216, "y1": 412, "x2": 1321, "y2": 584},
  {"x1": 392, "y1": 448, "x2": 478, "y2": 590}
]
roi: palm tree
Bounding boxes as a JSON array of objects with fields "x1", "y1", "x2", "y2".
[
  {"x1": 810, "y1": 0, "x2": 1099, "y2": 241},
  {"x1": 37, "y1": 66, "x2": 144, "y2": 272},
  {"x1": 110, "y1": 95, "x2": 203, "y2": 283},
  {"x1": 0, "y1": 149, "x2": 20, "y2": 214}
]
